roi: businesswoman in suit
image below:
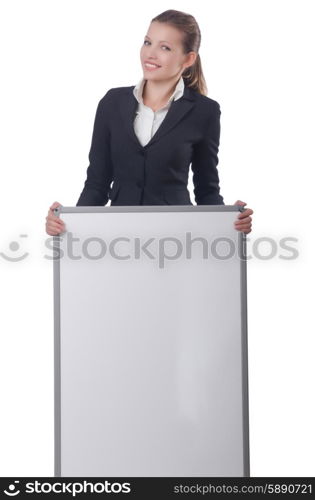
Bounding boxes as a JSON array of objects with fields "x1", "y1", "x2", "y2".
[{"x1": 46, "y1": 9, "x2": 253, "y2": 235}]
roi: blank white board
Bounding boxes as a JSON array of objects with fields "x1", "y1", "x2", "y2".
[{"x1": 53, "y1": 205, "x2": 249, "y2": 477}]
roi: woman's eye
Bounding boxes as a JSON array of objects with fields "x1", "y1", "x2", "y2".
[{"x1": 143, "y1": 40, "x2": 170, "y2": 51}]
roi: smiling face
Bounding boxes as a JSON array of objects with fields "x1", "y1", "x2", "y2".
[{"x1": 140, "y1": 21, "x2": 196, "y2": 82}]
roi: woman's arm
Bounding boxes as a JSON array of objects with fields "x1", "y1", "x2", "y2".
[
  {"x1": 191, "y1": 101, "x2": 224, "y2": 205},
  {"x1": 76, "y1": 90, "x2": 114, "y2": 206}
]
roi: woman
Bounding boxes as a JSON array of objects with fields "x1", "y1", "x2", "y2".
[{"x1": 46, "y1": 9, "x2": 253, "y2": 235}]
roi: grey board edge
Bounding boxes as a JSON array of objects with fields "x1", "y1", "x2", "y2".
[{"x1": 53, "y1": 205, "x2": 249, "y2": 477}]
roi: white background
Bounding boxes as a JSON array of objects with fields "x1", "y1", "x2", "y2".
[{"x1": 0, "y1": 0, "x2": 314, "y2": 477}]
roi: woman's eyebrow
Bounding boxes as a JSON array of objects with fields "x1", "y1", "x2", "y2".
[{"x1": 145, "y1": 35, "x2": 171, "y2": 43}]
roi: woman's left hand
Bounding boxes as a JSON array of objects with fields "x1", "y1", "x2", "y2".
[{"x1": 233, "y1": 200, "x2": 253, "y2": 234}]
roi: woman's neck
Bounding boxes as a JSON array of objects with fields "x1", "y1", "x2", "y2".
[{"x1": 142, "y1": 76, "x2": 180, "y2": 111}]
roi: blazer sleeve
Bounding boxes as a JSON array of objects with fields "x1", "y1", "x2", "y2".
[
  {"x1": 76, "y1": 90, "x2": 114, "y2": 206},
  {"x1": 191, "y1": 101, "x2": 224, "y2": 205}
]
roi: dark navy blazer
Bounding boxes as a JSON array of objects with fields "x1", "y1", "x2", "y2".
[{"x1": 76, "y1": 84, "x2": 224, "y2": 207}]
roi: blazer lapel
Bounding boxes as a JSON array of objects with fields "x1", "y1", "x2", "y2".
[{"x1": 119, "y1": 84, "x2": 196, "y2": 149}]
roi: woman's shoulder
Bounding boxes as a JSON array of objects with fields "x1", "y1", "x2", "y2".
[
  {"x1": 188, "y1": 88, "x2": 221, "y2": 119},
  {"x1": 184, "y1": 86, "x2": 220, "y2": 117},
  {"x1": 96, "y1": 85, "x2": 134, "y2": 108},
  {"x1": 101, "y1": 85, "x2": 133, "y2": 98},
  {"x1": 192, "y1": 89, "x2": 220, "y2": 110},
  {"x1": 91, "y1": 88, "x2": 126, "y2": 115}
]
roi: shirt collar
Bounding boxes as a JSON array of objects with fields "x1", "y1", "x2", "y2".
[{"x1": 133, "y1": 76, "x2": 185, "y2": 105}]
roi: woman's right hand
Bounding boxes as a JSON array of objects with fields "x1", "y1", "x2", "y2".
[{"x1": 45, "y1": 201, "x2": 66, "y2": 236}]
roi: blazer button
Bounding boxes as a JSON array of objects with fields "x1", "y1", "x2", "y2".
[{"x1": 136, "y1": 181, "x2": 143, "y2": 188}]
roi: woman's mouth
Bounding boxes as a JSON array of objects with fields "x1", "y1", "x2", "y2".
[{"x1": 144, "y1": 62, "x2": 161, "y2": 71}]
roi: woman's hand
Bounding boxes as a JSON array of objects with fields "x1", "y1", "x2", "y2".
[
  {"x1": 233, "y1": 200, "x2": 253, "y2": 234},
  {"x1": 45, "y1": 201, "x2": 66, "y2": 236}
]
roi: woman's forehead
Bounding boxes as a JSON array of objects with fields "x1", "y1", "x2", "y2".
[{"x1": 146, "y1": 22, "x2": 183, "y2": 44}]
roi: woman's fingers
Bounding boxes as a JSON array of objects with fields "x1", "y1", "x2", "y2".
[
  {"x1": 48, "y1": 223, "x2": 65, "y2": 233},
  {"x1": 234, "y1": 202, "x2": 253, "y2": 234},
  {"x1": 47, "y1": 218, "x2": 65, "y2": 229},
  {"x1": 234, "y1": 218, "x2": 252, "y2": 234},
  {"x1": 46, "y1": 222, "x2": 66, "y2": 235},
  {"x1": 235, "y1": 226, "x2": 252, "y2": 234},
  {"x1": 50, "y1": 201, "x2": 62, "y2": 210},
  {"x1": 45, "y1": 201, "x2": 65, "y2": 235},
  {"x1": 236, "y1": 208, "x2": 254, "y2": 219},
  {"x1": 234, "y1": 201, "x2": 253, "y2": 231},
  {"x1": 235, "y1": 221, "x2": 252, "y2": 228},
  {"x1": 46, "y1": 213, "x2": 64, "y2": 224},
  {"x1": 234, "y1": 215, "x2": 252, "y2": 225},
  {"x1": 46, "y1": 216, "x2": 65, "y2": 229},
  {"x1": 234, "y1": 199, "x2": 247, "y2": 207},
  {"x1": 234, "y1": 200, "x2": 253, "y2": 233}
]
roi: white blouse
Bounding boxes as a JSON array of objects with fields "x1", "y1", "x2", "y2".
[{"x1": 132, "y1": 76, "x2": 185, "y2": 147}]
